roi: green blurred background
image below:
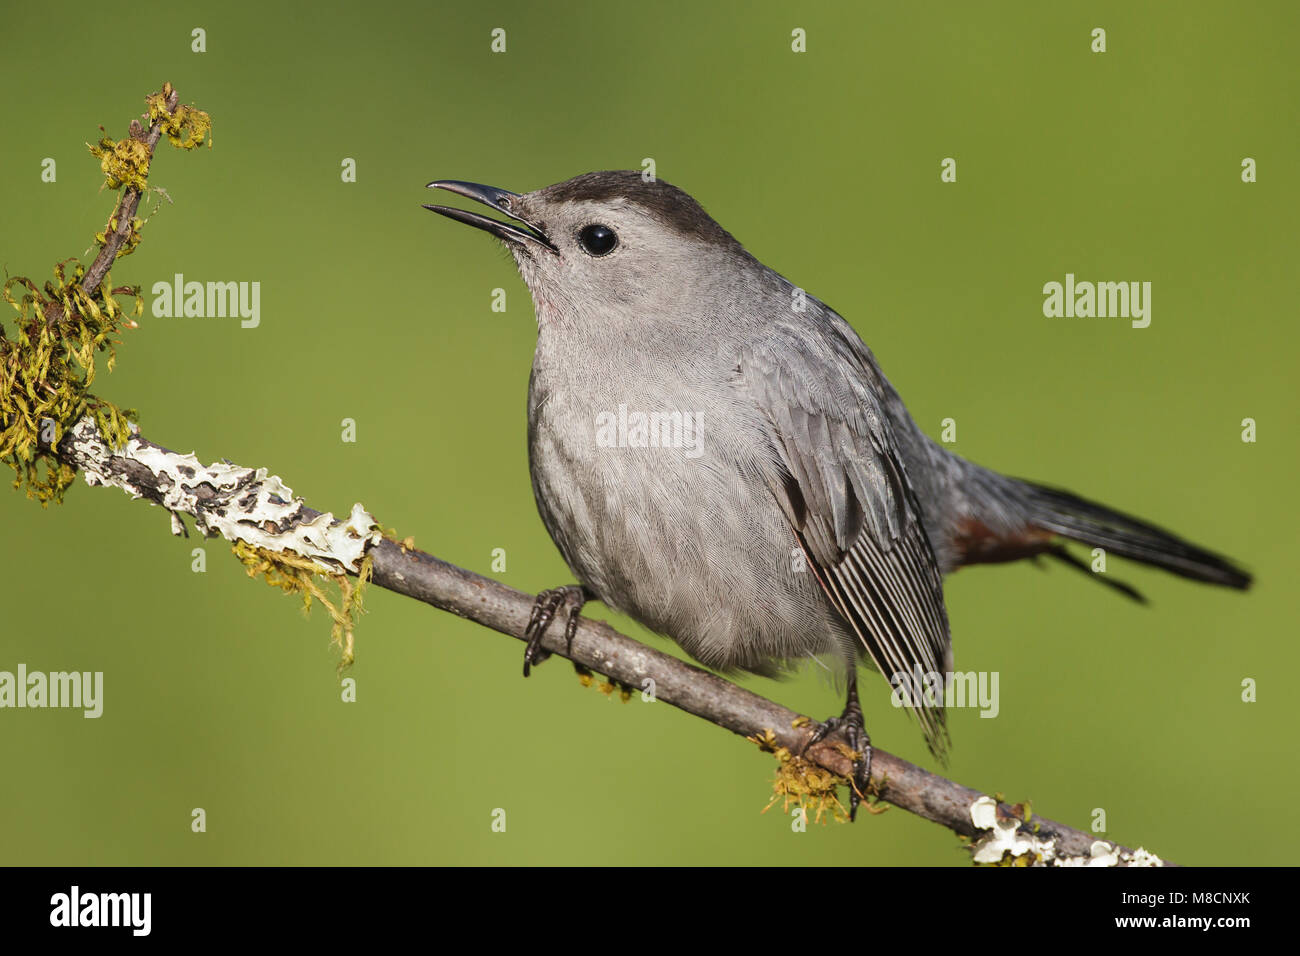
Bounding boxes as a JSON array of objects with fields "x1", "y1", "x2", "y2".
[{"x1": 1, "y1": 1, "x2": 1295, "y2": 865}]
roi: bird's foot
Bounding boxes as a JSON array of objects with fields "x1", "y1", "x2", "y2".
[
  {"x1": 807, "y1": 695, "x2": 872, "y2": 821},
  {"x1": 522, "y1": 585, "x2": 587, "y2": 677}
]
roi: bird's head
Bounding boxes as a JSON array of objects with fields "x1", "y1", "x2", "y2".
[{"x1": 425, "y1": 171, "x2": 753, "y2": 329}]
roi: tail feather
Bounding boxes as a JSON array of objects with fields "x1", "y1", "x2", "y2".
[
  {"x1": 1018, "y1": 481, "x2": 1253, "y2": 590},
  {"x1": 1043, "y1": 544, "x2": 1149, "y2": 603}
]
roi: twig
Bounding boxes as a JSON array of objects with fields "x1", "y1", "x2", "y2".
[{"x1": 81, "y1": 86, "x2": 179, "y2": 297}]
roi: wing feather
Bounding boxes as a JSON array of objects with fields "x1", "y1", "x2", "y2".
[{"x1": 741, "y1": 322, "x2": 953, "y2": 757}]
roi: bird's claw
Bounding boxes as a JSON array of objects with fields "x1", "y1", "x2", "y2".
[
  {"x1": 522, "y1": 585, "x2": 587, "y2": 677},
  {"x1": 807, "y1": 697, "x2": 873, "y2": 821}
]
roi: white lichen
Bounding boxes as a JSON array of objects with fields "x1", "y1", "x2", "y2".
[
  {"x1": 68, "y1": 417, "x2": 380, "y2": 574},
  {"x1": 969, "y1": 795, "x2": 1050, "y2": 863},
  {"x1": 968, "y1": 795, "x2": 1164, "y2": 867}
]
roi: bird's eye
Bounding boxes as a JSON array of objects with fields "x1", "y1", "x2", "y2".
[{"x1": 577, "y1": 223, "x2": 618, "y2": 256}]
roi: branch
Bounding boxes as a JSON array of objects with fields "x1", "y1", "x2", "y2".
[{"x1": 50, "y1": 418, "x2": 1169, "y2": 867}]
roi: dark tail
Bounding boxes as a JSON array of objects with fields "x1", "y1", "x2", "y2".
[{"x1": 1018, "y1": 480, "x2": 1253, "y2": 591}]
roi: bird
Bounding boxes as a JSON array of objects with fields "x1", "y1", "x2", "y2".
[{"x1": 424, "y1": 171, "x2": 1251, "y2": 818}]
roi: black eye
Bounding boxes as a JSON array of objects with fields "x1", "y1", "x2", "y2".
[{"x1": 578, "y1": 223, "x2": 618, "y2": 256}]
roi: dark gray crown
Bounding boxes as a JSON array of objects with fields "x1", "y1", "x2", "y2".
[{"x1": 538, "y1": 171, "x2": 739, "y2": 248}]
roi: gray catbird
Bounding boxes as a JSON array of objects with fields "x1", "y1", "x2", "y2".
[{"x1": 424, "y1": 171, "x2": 1251, "y2": 817}]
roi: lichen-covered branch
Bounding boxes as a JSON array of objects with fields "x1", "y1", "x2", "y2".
[
  {"x1": 63, "y1": 418, "x2": 380, "y2": 573},
  {"x1": 57, "y1": 418, "x2": 378, "y2": 669},
  {"x1": 48, "y1": 416, "x2": 1169, "y2": 866}
]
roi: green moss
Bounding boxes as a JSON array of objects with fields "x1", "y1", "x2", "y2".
[
  {"x1": 750, "y1": 728, "x2": 857, "y2": 824},
  {"x1": 88, "y1": 135, "x2": 153, "y2": 192},
  {"x1": 0, "y1": 261, "x2": 140, "y2": 503},
  {"x1": 233, "y1": 540, "x2": 375, "y2": 674},
  {"x1": 146, "y1": 83, "x2": 212, "y2": 151}
]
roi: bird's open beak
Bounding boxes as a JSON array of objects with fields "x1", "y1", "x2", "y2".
[{"x1": 424, "y1": 180, "x2": 557, "y2": 253}]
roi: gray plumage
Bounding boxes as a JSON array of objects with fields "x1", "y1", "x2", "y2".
[{"x1": 425, "y1": 171, "x2": 1252, "y2": 764}]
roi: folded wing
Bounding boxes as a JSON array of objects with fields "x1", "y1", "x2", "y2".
[{"x1": 740, "y1": 319, "x2": 953, "y2": 757}]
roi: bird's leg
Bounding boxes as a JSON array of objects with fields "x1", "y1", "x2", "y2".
[
  {"x1": 522, "y1": 585, "x2": 589, "y2": 677},
  {"x1": 806, "y1": 674, "x2": 872, "y2": 821}
]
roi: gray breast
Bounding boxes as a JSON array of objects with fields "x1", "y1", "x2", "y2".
[{"x1": 525, "y1": 342, "x2": 849, "y2": 675}]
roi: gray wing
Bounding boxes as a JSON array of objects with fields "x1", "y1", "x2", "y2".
[{"x1": 740, "y1": 319, "x2": 952, "y2": 757}]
